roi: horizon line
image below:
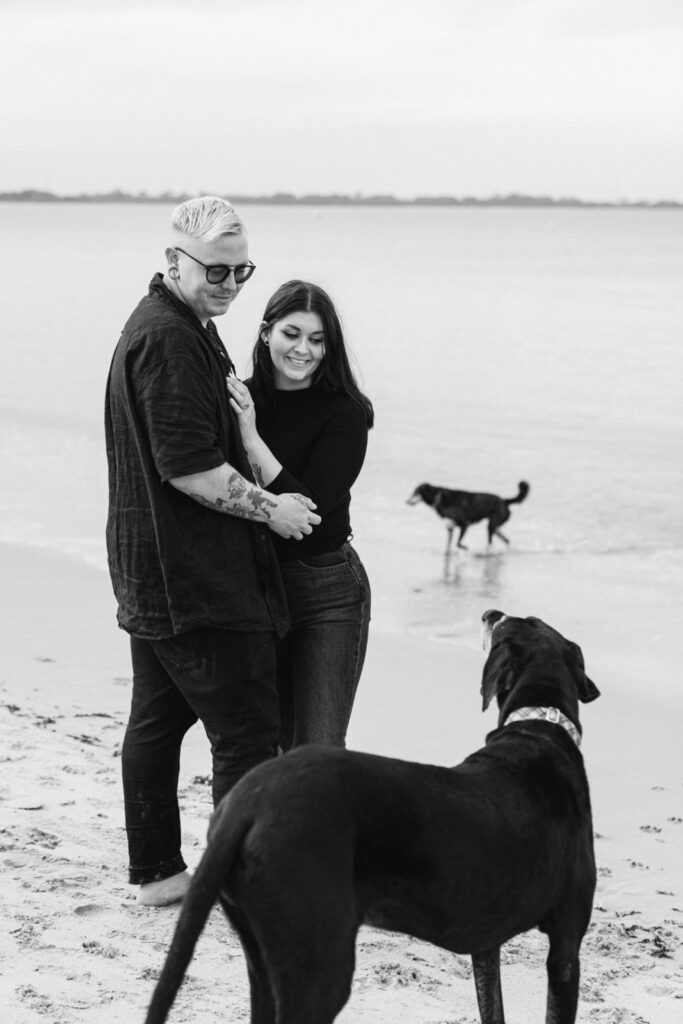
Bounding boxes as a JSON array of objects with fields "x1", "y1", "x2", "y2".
[{"x1": 0, "y1": 188, "x2": 681, "y2": 209}]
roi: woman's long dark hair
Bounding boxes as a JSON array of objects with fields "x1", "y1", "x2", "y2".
[{"x1": 249, "y1": 280, "x2": 374, "y2": 428}]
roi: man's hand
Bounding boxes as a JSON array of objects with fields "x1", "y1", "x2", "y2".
[
  {"x1": 169, "y1": 465, "x2": 320, "y2": 540},
  {"x1": 269, "y1": 493, "x2": 321, "y2": 539}
]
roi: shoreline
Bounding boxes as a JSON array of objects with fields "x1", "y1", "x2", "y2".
[
  {"x1": 1, "y1": 540, "x2": 682, "y2": 1022},
  {"x1": 3, "y1": 192, "x2": 683, "y2": 209}
]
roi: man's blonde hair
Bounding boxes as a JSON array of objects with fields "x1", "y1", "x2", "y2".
[{"x1": 171, "y1": 195, "x2": 244, "y2": 241}]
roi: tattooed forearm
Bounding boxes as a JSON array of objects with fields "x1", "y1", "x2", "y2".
[
  {"x1": 169, "y1": 465, "x2": 290, "y2": 525},
  {"x1": 183, "y1": 470, "x2": 277, "y2": 521},
  {"x1": 186, "y1": 490, "x2": 277, "y2": 520},
  {"x1": 227, "y1": 475, "x2": 248, "y2": 500},
  {"x1": 227, "y1": 471, "x2": 278, "y2": 516}
]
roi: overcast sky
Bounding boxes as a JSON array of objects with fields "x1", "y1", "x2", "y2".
[{"x1": 2, "y1": 0, "x2": 682, "y2": 201}]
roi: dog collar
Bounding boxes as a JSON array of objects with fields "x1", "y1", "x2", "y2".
[{"x1": 503, "y1": 706, "x2": 581, "y2": 748}]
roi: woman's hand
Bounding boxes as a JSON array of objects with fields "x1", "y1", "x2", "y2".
[
  {"x1": 226, "y1": 373, "x2": 258, "y2": 440},
  {"x1": 225, "y1": 372, "x2": 284, "y2": 488}
]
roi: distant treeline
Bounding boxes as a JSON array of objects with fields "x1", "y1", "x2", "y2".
[{"x1": 0, "y1": 189, "x2": 681, "y2": 209}]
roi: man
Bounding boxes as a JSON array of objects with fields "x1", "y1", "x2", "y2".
[{"x1": 105, "y1": 196, "x2": 320, "y2": 906}]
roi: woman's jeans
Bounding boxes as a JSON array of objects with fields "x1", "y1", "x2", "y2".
[
  {"x1": 121, "y1": 627, "x2": 279, "y2": 884},
  {"x1": 277, "y1": 543, "x2": 371, "y2": 749}
]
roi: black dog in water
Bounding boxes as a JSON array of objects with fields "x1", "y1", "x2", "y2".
[
  {"x1": 144, "y1": 609, "x2": 599, "y2": 1024},
  {"x1": 407, "y1": 480, "x2": 530, "y2": 551}
]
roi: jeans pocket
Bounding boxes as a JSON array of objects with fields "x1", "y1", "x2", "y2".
[
  {"x1": 152, "y1": 631, "x2": 203, "y2": 675},
  {"x1": 296, "y1": 549, "x2": 348, "y2": 569},
  {"x1": 344, "y1": 545, "x2": 371, "y2": 610}
]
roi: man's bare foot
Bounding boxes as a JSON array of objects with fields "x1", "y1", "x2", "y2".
[{"x1": 137, "y1": 870, "x2": 192, "y2": 907}]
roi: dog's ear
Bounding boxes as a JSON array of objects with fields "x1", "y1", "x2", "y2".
[
  {"x1": 565, "y1": 641, "x2": 600, "y2": 703},
  {"x1": 481, "y1": 640, "x2": 517, "y2": 711}
]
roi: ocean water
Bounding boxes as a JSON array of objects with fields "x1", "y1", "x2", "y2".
[{"x1": 1, "y1": 202, "x2": 681, "y2": 660}]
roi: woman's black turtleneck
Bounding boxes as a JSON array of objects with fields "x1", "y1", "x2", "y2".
[{"x1": 250, "y1": 384, "x2": 369, "y2": 560}]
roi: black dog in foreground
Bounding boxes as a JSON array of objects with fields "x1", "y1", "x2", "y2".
[
  {"x1": 408, "y1": 480, "x2": 530, "y2": 551},
  {"x1": 145, "y1": 609, "x2": 599, "y2": 1024}
]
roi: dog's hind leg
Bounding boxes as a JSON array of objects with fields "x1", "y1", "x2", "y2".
[
  {"x1": 244, "y1": 874, "x2": 359, "y2": 1024},
  {"x1": 487, "y1": 513, "x2": 510, "y2": 546},
  {"x1": 456, "y1": 523, "x2": 469, "y2": 550},
  {"x1": 471, "y1": 948, "x2": 504, "y2": 1024},
  {"x1": 268, "y1": 930, "x2": 357, "y2": 1024},
  {"x1": 544, "y1": 937, "x2": 581, "y2": 1024},
  {"x1": 541, "y1": 905, "x2": 590, "y2": 1024},
  {"x1": 222, "y1": 902, "x2": 276, "y2": 1024}
]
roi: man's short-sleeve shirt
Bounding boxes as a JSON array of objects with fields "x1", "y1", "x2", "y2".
[{"x1": 105, "y1": 274, "x2": 288, "y2": 639}]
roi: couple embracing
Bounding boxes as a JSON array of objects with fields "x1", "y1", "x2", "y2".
[{"x1": 105, "y1": 195, "x2": 373, "y2": 906}]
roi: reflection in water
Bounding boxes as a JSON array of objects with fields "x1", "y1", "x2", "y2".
[
  {"x1": 400, "y1": 549, "x2": 510, "y2": 644},
  {"x1": 443, "y1": 550, "x2": 505, "y2": 602}
]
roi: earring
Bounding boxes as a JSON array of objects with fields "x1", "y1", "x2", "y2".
[
  {"x1": 169, "y1": 267, "x2": 179, "y2": 280},
  {"x1": 263, "y1": 339, "x2": 269, "y2": 347}
]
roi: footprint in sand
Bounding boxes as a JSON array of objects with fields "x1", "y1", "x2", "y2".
[
  {"x1": 25, "y1": 827, "x2": 60, "y2": 849},
  {"x1": 67, "y1": 732, "x2": 102, "y2": 746},
  {"x1": 35, "y1": 869, "x2": 90, "y2": 893},
  {"x1": 647, "y1": 981, "x2": 683, "y2": 997},
  {"x1": 578, "y1": 977, "x2": 605, "y2": 1004},
  {"x1": 17, "y1": 984, "x2": 57, "y2": 1014},
  {"x1": 5, "y1": 797, "x2": 44, "y2": 810},
  {"x1": 649, "y1": 928, "x2": 676, "y2": 958},
  {"x1": 3, "y1": 853, "x2": 32, "y2": 869},
  {"x1": 74, "y1": 903, "x2": 111, "y2": 917},
  {"x1": 369, "y1": 961, "x2": 439, "y2": 992},
  {"x1": 82, "y1": 939, "x2": 120, "y2": 958}
]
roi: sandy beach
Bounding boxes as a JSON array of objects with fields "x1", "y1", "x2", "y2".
[{"x1": 1, "y1": 540, "x2": 682, "y2": 1023}]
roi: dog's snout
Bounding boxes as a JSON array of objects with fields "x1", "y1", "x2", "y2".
[
  {"x1": 482, "y1": 609, "x2": 505, "y2": 627},
  {"x1": 481, "y1": 609, "x2": 507, "y2": 652},
  {"x1": 482, "y1": 609, "x2": 506, "y2": 636}
]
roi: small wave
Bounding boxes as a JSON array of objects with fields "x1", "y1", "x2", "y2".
[
  {"x1": 0, "y1": 527, "x2": 108, "y2": 574},
  {"x1": 479, "y1": 540, "x2": 681, "y2": 558}
]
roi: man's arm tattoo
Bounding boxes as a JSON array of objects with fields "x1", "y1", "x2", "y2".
[{"x1": 187, "y1": 471, "x2": 277, "y2": 520}]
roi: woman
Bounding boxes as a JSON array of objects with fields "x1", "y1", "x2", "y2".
[{"x1": 227, "y1": 280, "x2": 373, "y2": 749}]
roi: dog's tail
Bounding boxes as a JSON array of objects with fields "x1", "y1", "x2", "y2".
[
  {"x1": 144, "y1": 797, "x2": 252, "y2": 1024},
  {"x1": 506, "y1": 480, "x2": 530, "y2": 506}
]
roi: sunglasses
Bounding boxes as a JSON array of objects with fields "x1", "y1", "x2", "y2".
[{"x1": 174, "y1": 247, "x2": 256, "y2": 285}]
